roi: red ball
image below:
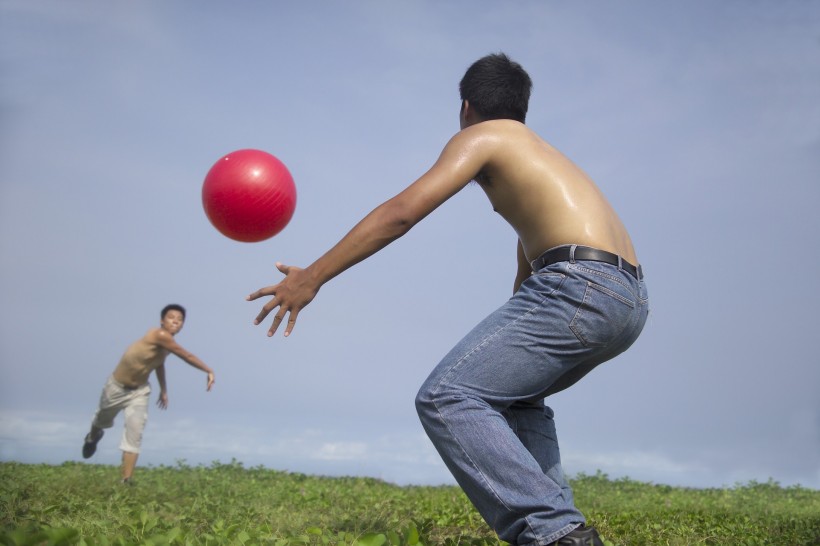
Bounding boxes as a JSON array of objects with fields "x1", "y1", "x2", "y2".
[{"x1": 202, "y1": 149, "x2": 297, "y2": 242}]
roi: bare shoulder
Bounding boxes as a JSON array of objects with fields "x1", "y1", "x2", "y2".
[
  {"x1": 143, "y1": 327, "x2": 172, "y2": 345},
  {"x1": 143, "y1": 327, "x2": 161, "y2": 339},
  {"x1": 453, "y1": 121, "x2": 547, "y2": 162},
  {"x1": 437, "y1": 120, "x2": 534, "y2": 174}
]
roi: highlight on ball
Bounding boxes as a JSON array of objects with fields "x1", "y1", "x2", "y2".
[{"x1": 202, "y1": 149, "x2": 297, "y2": 242}]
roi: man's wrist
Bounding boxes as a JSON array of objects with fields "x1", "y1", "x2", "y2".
[{"x1": 305, "y1": 263, "x2": 327, "y2": 288}]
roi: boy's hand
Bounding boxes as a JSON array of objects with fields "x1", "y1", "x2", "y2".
[
  {"x1": 157, "y1": 392, "x2": 168, "y2": 410},
  {"x1": 206, "y1": 372, "x2": 215, "y2": 391},
  {"x1": 247, "y1": 262, "x2": 319, "y2": 337}
]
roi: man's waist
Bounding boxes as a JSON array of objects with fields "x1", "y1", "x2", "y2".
[
  {"x1": 110, "y1": 376, "x2": 148, "y2": 390},
  {"x1": 530, "y1": 244, "x2": 642, "y2": 280}
]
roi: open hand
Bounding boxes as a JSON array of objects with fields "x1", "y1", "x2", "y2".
[
  {"x1": 247, "y1": 262, "x2": 319, "y2": 337},
  {"x1": 157, "y1": 392, "x2": 168, "y2": 410}
]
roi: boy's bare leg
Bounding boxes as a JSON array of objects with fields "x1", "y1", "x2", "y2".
[{"x1": 121, "y1": 451, "x2": 138, "y2": 482}]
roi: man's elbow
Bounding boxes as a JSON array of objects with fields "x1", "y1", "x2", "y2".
[
  {"x1": 389, "y1": 215, "x2": 415, "y2": 238},
  {"x1": 380, "y1": 201, "x2": 420, "y2": 238}
]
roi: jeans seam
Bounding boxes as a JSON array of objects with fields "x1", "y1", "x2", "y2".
[
  {"x1": 433, "y1": 282, "x2": 566, "y2": 538},
  {"x1": 428, "y1": 292, "x2": 555, "y2": 540},
  {"x1": 569, "y1": 263, "x2": 633, "y2": 292},
  {"x1": 523, "y1": 522, "x2": 582, "y2": 546},
  {"x1": 425, "y1": 272, "x2": 579, "y2": 544},
  {"x1": 586, "y1": 281, "x2": 635, "y2": 307},
  {"x1": 570, "y1": 282, "x2": 635, "y2": 348},
  {"x1": 429, "y1": 395, "x2": 519, "y2": 522}
]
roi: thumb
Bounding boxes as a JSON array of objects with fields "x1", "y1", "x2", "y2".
[{"x1": 275, "y1": 262, "x2": 289, "y2": 275}]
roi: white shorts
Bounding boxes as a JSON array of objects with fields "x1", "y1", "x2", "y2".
[{"x1": 91, "y1": 376, "x2": 151, "y2": 453}]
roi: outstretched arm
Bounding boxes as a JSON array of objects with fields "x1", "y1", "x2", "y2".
[
  {"x1": 154, "y1": 330, "x2": 215, "y2": 391},
  {"x1": 248, "y1": 126, "x2": 497, "y2": 337}
]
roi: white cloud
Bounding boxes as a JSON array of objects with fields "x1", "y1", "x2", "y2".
[
  {"x1": 315, "y1": 442, "x2": 368, "y2": 461},
  {"x1": 4, "y1": 409, "x2": 818, "y2": 489}
]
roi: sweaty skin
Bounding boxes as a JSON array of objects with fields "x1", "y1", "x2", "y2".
[
  {"x1": 472, "y1": 120, "x2": 637, "y2": 265},
  {"x1": 248, "y1": 101, "x2": 638, "y2": 336}
]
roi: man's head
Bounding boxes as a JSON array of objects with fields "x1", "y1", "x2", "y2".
[
  {"x1": 459, "y1": 53, "x2": 532, "y2": 125},
  {"x1": 161, "y1": 304, "x2": 186, "y2": 334}
]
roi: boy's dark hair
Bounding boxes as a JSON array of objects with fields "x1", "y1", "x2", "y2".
[
  {"x1": 459, "y1": 53, "x2": 532, "y2": 123},
  {"x1": 161, "y1": 303, "x2": 186, "y2": 320}
]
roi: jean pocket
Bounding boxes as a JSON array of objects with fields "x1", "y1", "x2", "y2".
[{"x1": 570, "y1": 281, "x2": 636, "y2": 347}]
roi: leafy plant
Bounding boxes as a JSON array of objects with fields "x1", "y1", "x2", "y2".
[{"x1": 1, "y1": 462, "x2": 817, "y2": 545}]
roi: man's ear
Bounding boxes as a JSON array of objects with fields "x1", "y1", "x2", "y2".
[
  {"x1": 462, "y1": 100, "x2": 483, "y2": 124},
  {"x1": 460, "y1": 100, "x2": 476, "y2": 127}
]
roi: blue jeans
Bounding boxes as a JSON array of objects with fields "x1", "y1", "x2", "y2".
[{"x1": 416, "y1": 251, "x2": 649, "y2": 545}]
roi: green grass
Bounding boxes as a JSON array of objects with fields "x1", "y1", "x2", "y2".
[{"x1": 1, "y1": 461, "x2": 818, "y2": 545}]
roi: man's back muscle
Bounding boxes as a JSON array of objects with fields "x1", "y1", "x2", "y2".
[{"x1": 474, "y1": 120, "x2": 638, "y2": 265}]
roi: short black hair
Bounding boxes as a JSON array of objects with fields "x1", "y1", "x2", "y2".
[
  {"x1": 459, "y1": 53, "x2": 532, "y2": 123},
  {"x1": 161, "y1": 304, "x2": 186, "y2": 320}
]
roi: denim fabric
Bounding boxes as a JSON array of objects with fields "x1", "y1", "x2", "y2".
[{"x1": 416, "y1": 254, "x2": 648, "y2": 545}]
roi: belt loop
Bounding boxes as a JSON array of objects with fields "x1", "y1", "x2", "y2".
[
  {"x1": 569, "y1": 244, "x2": 577, "y2": 264},
  {"x1": 617, "y1": 255, "x2": 623, "y2": 271}
]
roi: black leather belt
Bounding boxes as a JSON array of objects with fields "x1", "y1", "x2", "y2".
[{"x1": 530, "y1": 245, "x2": 642, "y2": 280}]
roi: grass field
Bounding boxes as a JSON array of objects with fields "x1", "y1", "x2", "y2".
[{"x1": 1, "y1": 460, "x2": 818, "y2": 545}]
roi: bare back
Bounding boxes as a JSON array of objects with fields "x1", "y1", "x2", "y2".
[
  {"x1": 476, "y1": 120, "x2": 638, "y2": 266},
  {"x1": 111, "y1": 328, "x2": 169, "y2": 387}
]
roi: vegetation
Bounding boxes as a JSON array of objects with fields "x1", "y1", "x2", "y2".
[{"x1": 1, "y1": 460, "x2": 818, "y2": 545}]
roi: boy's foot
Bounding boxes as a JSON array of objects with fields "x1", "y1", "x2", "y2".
[
  {"x1": 120, "y1": 477, "x2": 133, "y2": 486},
  {"x1": 550, "y1": 525, "x2": 604, "y2": 546},
  {"x1": 81, "y1": 429, "x2": 104, "y2": 459}
]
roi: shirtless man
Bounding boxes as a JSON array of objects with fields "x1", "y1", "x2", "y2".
[
  {"x1": 82, "y1": 304, "x2": 215, "y2": 484},
  {"x1": 248, "y1": 54, "x2": 648, "y2": 546}
]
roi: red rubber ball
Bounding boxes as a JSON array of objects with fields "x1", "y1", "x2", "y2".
[{"x1": 202, "y1": 149, "x2": 296, "y2": 242}]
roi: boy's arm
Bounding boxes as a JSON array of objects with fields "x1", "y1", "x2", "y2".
[
  {"x1": 155, "y1": 363, "x2": 169, "y2": 409},
  {"x1": 154, "y1": 330, "x2": 216, "y2": 391},
  {"x1": 248, "y1": 126, "x2": 496, "y2": 337},
  {"x1": 513, "y1": 239, "x2": 532, "y2": 294}
]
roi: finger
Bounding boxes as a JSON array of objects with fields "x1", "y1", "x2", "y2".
[
  {"x1": 254, "y1": 298, "x2": 280, "y2": 325},
  {"x1": 248, "y1": 264, "x2": 288, "y2": 301},
  {"x1": 283, "y1": 308, "x2": 300, "y2": 337},
  {"x1": 267, "y1": 313, "x2": 286, "y2": 337},
  {"x1": 246, "y1": 285, "x2": 277, "y2": 302}
]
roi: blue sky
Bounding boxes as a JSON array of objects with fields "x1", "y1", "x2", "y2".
[{"x1": 1, "y1": 0, "x2": 819, "y2": 489}]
